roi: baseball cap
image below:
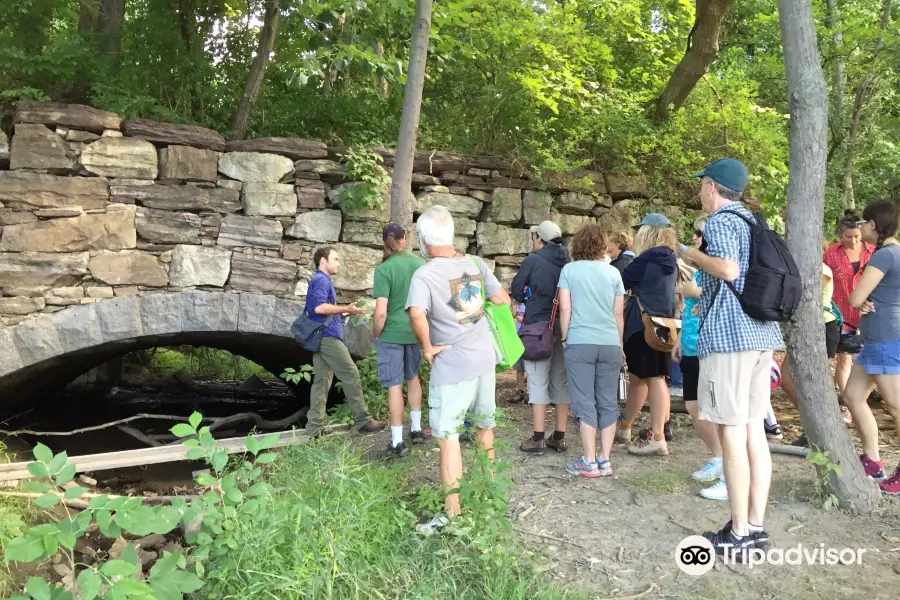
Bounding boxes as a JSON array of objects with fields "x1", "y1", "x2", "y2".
[
  {"x1": 530, "y1": 220, "x2": 562, "y2": 242},
  {"x1": 382, "y1": 223, "x2": 405, "y2": 241},
  {"x1": 632, "y1": 213, "x2": 671, "y2": 231},
  {"x1": 691, "y1": 158, "x2": 748, "y2": 193}
]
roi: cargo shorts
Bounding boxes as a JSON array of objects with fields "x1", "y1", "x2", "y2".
[
  {"x1": 428, "y1": 372, "x2": 496, "y2": 440},
  {"x1": 376, "y1": 340, "x2": 422, "y2": 388},
  {"x1": 698, "y1": 350, "x2": 772, "y2": 426}
]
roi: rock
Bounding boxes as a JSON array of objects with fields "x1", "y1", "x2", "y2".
[
  {"x1": 492, "y1": 255, "x2": 525, "y2": 266},
  {"x1": 217, "y1": 179, "x2": 242, "y2": 191},
  {"x1": 0, "y1": 209, "x2": 38, "y2": 225},
  {"x1": 0, "y1": 297, "x2": 46, "y2": 315},
  {"x1": 495, "y1": 266, "x2": 519, "y2": 286},
  {"x1": 468, "y1": 190, "x2": 490, "y2": 202},
  {"x1": 169, "y1": 245, "x2": 231, "y2": 287},
  {"x1": 0, "y1": 205, "x2": 136, "y2": 252},
  {"x1": 10, "y1": 124, "x2": 74, "y2": 172},
  {"x1": 455, "y1": 236, "x2": 472, "y2": 252},
  {"x1": 596, "y1": 199, "x2": 645, "y2": 233},
  {"x1": 122, "y1": 118, "x2": 226, "y2": 151},
  {"x1": 481, "y1": 258, "x2": 496, "y2": 272},
  {"x1": 557, "y1": 192, "x2": 594, "y2": 215},
  {"x1": 294, "y1": 278, "x2": 309, "y2": 296},
  {"x1": 296, "y1": 186, "x2": 326, "y2": 210},
  {"x1": 292, "y1": 159, "x2": 348, "y2": 179},
  {"x1": 0, "y1": 130, "x2": 8, "y2": 167},
  {"x1": 159, "y1": 145, "x2": 219, "y2": 182},
  {"x1": 411, "y1": 172, "x2": 440, "y2": 186},
  {"x1": 469, "y1": 168, "x2": 491, "y2": 178},
  {"x1": 88, "y1": 251, "x2": 168, "y2": 286},
  {"x1": 80, "y1": 137, "x2": 158, "y2": 179},
  {"x1": 14, "y1": 101, "x2": 120, "y2": 133},
  {"x1": 160, "y1": 542, "x2": 183, "y2": 556},
  {"x1": 330, "y1": 244, "x2": 382, "y2": 291},
  {"x1": 475, "y1": 222, "x2": 531, "y2": 256},
  {"x1": 35, "y1": 207, "x2": 83, "y2": 218},
  {"x1": 485, "y1": 188, "x2": 522, "y2": 224},
  {"x1": 595, "y1": 195, "x2": 613, "y2": 209},
  {"x1": 218, "y1": 152, "x2": 294, "y2": 183},
  {"x1": 604, "y1": 174, "x2": 649, "y2": 200},
  {"x1": 86, "y1": 286, "x2": 114, "y2": 298},
  {"x1": 139, "y1": 550, "x2": 158, "y2": 569},
  {"x1": 591, "y1": 206, "x2": 610, "y2": 218},
  {"x1": 454, "y1": 216, "x2": 477, "y2": 236},
  {"x1": 225, "y1": 137, "x2": 327, "y2": 159},
  {"x1": 66, "y1": 130, "x2": 100, "y2": 143},
  {"x1": 108, "y1": 537, "x2": 129, "y2": 560},
  {"x1": 285, "y1": 209, "x2": 341, "y2": 243},
  {"x1": 523, "y1": 190, "x2": 552, "y2": 225},
  {"x1": 102, "y1": 130, "x2": 122, "y2": 137},
  {"x1": 229, "y1": 254, "x2": 296, "y2": 294},
  {"x1": 111, "y1": 183, "x2": 240, "y2": 213},
  {"x1": 553, "y1": 214, "x2": 596, "y2": 235},
  {"x1": 217, "y1": 215, "x2": 283, "y2": 248},
  {"x1": 341, "y1": 220, "x2": 385, "y2": 248},
  {"x1": 0, "y1": 172, "x2": 108, "y2": 210},
  {"x1": 136, "y1": 534, "x2": 168, "y2": 551},
  {"x1": 0, "y1": 252, "x2": 89, "y2": 292},
  {"x1": 135, "y1": 207, "x2": 201, "y2": 244},
  {"x1": 415, "y1": 192, "x2": 482, "y2": 217},
  {"x1": 421, "y1": 185, "x2": 450, "y2": 193},
  {"x1": 242, "y1": 182, "x2": 297, "y2": 216}
]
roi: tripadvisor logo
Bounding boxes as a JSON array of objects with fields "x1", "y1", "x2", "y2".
[{"x1": 675, "y1": 536, "x2": 866, "y2": 574}]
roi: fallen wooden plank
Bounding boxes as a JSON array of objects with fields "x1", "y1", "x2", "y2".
[
  {"x1": 769, "y1": 443, "x2": 809, "y2": 458},
  {"x1": 0, "y1": 425, "x2": 350, "y2": 482}
]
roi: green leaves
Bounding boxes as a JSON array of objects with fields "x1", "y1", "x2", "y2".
[
  {"x1": 170, "y1": 423, "x2": 196, "y2": 439},
  {"x1": 4, "y1": 534, "x2": 46, "y2": 562}
]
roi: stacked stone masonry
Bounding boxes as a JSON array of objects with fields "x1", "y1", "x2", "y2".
[{"x1": 0, "y1": 101, "x2": 697, "y2": 333}]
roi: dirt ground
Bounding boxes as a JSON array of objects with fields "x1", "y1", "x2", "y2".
[{"x1": 392, "y1": 368, "x2": 900, "y2": 600}]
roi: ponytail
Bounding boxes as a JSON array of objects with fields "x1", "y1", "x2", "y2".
[{"x1": 382, "y1": 233, "x2": 405, "y2": 262}]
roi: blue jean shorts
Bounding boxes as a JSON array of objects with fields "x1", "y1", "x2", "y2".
[
  {"x1": 376, "y1": 340, "x2": 423, "y2": 387},
  {"x1": 856, "y1": 340, "x2": 900, "y2": 375}
]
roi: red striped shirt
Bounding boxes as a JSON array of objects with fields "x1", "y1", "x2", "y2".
[{"x1": 823, "y1": 241, "x2": 874, "y2": 329}]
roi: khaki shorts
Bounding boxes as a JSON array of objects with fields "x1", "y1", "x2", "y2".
[
  {"x1": 698, "y1": 350, "x2": 772, "y2": 425},
  {"x1": 428, "y1": 372, "x2": 496, "y2": 440}
]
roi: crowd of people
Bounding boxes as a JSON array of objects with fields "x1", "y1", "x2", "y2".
[{"x1": 298, "y1": 157, "x2": 900, "y2": 556}]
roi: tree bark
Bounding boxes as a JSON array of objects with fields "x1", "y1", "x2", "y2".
[
  {"x1": 95, "y1": 0, "x2": 126, "y2": 65},
  {"x1": 389, "y1": 0, "x2": 433, "y2": 228},
  {"x1": 778, "y1": 0, "x2": 880, "y2": 512},
  {"x1": 78, "y1": 0, "x2": 98, "y2": 33},
  {"x1": 653, "y1": 0, "x2": 736, "y2": 122},
  {"x1": 230, "y1": 0, "x2": 280, "y2": 140}
]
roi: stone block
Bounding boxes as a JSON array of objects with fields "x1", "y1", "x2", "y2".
[
  {"x1": 225, "y1": 137, "x2": 327, "y2": 159},
  {"x1": 0, "y1": 210, "x2": 38, "y2": 225},
  {"x1": 0, "y1": 297, "x2": 46, "y2": 315},
  {"x1": 0, "y1": 205, "x2": 136, "y2": 252},
  {"x1": 285, "y1": 209, "x2": 341, "y2": 243},
  {"x1": 122, "y1": 119, "x2": 226, "y2": 151},
  {"x1": 169, "y1": 245, "x2": 232, "y2": 287},
  {"x1": 272, "y1": 297, "x2": 304, "y2": 337},
  {"x1": 86, "y1": 286, "x2": 114, "y2": 298},
  {"x1": 0, "y1": 328, "x2": 23, "y2": 376},
  {"x1": 10, "y1": 124, "x2": 74, "y2": 173},
  {"x1": 66, "y1": 130, "x2": 100, "y2": 143},
  {"x1": 13, "y1": 317, "x2": 64, "y2": 366},
  {"x1": 88, "y1": 250, "x2": 168, "y2": 286},
  {"x1": 557, "y1": 192, "x2": 594, "y2": 215},
  {"x1": 523, "y1": 190, "x2": 552, "y2": 225},
  {"x1": 330, "y1": 243, "x2": 383, "y2": 292},
  {"x1": 0, "y1": 130, "x2": 8, "y2": 167},
  {"x1": 604, "y1": 174, "x2": 649, "y2": 200},
  {"x1": 139, "y1": 293, "x2": 184, "y2": 335},
  {"x1": 14, "y1": 101, "x2": 120, "y2": 132},
  {"x1": 95, "y1": 296, "x2": 143, "y2": 342},
  {"x1": 80, "y1": 137, "x2": 158, "y2": 179},
  {"x1": 216, "y1": 215, "x2": 283, "y2": 248},
  {"x1": 229, "y1": 254, "x2": 296, "y2": 294},
  {"x1": 341, "y1": 219, "x2": 385, "y2": 248},
  {"x1": 237, "y1": 293, "x2": 277, "y2": 334},
  {"x1": 159, "y1": 145, "x2": 219, "y2": 182},
  {"x1": 292, "y1": 159, "x2": 347, "y2": 179},
  {"x1": 553, "y1": 213, "x2": 596, "y2": 235},
  {"x1": 217, "y1": 179, "x2": 242, "y2": 191},
  {"x1": 135, "y1": 207, "x2": 201, "y2": 244},
  {"x1": 49, "y1": 304, "x2": 103, "y2": 354},
  {"x1": 181, "y1": 290, "x2": 239, "y2": 332},
  {"x1": 35, "y1": 208, "x2": 83, "y2": 218},
  {"x1": 495, "y1": 266, "x2": 519, "y2": 286},
  {"x1": 0, "y1": 252, "x2": 89, "y2": 293},
  {"x1": 296, "y1": 187, "x2": 326, "y2": 210},
  {"x1": 475, "y1": 222, "x2": 531, "y2": 256},
  {"x1": 596, "y1": 199, "x2": 645, "y2": 233},
  {"x1": 596, "y1": 195, "x2": 613, "y2": 209},
  {"x1": 485, "y1": 188, "x2": 522, "y2": 224},
  {"x1": 218, "y1": 152, "x2": 294, "y2": 183},
  {"x1": 111, "y1": 183, "x2": 240, "y2": 213},
  {"x1": 415, "y1": 192, "x2": 482, "y2": 217},
  {"x1": 454, "y1": 216, "x2": 477, "y2": 236},
  {"x1": 0, "y1": 172, "x2": 108, "y2": 210},
  {"x1": 242, "y1": 182, "x2": 297, "y2": 216}
]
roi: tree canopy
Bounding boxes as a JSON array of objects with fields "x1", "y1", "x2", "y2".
[{"x1": 1, "y1": 0, "x2": 897, "y2": 218}]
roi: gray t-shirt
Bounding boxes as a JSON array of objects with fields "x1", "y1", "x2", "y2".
[
  {"x1": 860, "y1": 244, "x2": 900, "y2": 343},
  {"x1": 406, "y1": 255, "x2": 502, "y2": 386}
]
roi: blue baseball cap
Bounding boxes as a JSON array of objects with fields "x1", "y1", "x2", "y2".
[
  {"x1": 632, "y1": 213, "x2": 671, "y2": 231},
  {"x1": 691, "y1": 158, "x2": 748, "y2": 193}
]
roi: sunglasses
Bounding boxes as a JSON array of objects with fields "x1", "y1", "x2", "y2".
[{"x1": 855, "y1": 219, "x2": 870, "y2": 227}]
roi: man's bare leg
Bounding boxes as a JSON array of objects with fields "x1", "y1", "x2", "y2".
[
  {"x1": 438, "y1": 438, "x2": 464, "y2": 516},
  {"x1": 746, "y1": 418, "x2": 772, "y2": 528},
  {"x1": 718, "y1": 423, "x2": 750, "y2": 535}
]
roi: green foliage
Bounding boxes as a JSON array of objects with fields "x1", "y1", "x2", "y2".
[
  {"x1": 338, "y1": 148, "x2": 390, "y2": 214},
  {"x1": 280, "y1": 363, "x2": 315, "y2": 385},
  {"x1": 141, "y1": 347, "x2": 271, "y2": 381},
  {"x1": 806, "y1": 449, "x2": 844, "y2": 510}
]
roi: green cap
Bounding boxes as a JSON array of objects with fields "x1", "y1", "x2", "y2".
[{"x1": 691, "y1": 158, "x2": 748, "y2": 193}]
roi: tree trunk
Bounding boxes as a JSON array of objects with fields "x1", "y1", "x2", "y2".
[
  {"x1": 96, "y1": 0, "x2": 126, "y2": 65},
  {"x1": 230, "y1": 0, "x2": 280, "y2": 140},
  {"x1": 373, "y1": 40, "x2": 389, "y2": 99},
  {"x1": 653, "y1": 0, "x2": 736, "y2": 122},
  {"x1": 78, "y1": 0, "x2": 98, "y2": 32},
  {"x1": 389, "y1": 0, "x2": 433, "y2": 228},
  {"x1": 778, "y1": 0, "x2": 880, "y2": 512}
]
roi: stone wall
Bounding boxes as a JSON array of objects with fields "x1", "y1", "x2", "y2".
[{"x1": 0, "y1": 100, "x2": 697, "y2": 329}]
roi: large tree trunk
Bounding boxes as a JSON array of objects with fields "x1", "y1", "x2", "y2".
[
  {"x1": 96, "y1": 0, "x2": 126, "y2": 65},
  {"x1": 78, "y1": 0, "x2": 98, "y2": 32},
  {"x1": 778, "y1": 0, "x2": 880, "y2": 512},
  {"x1": 389, "y1": 0, "x2": 433, "y2": 228},
  {"x1": 653, "y1": 0, "x2": 736, "y2": 122},
  {"x1": 231, "y1": 0, "x2": 280, "y2": 140}
]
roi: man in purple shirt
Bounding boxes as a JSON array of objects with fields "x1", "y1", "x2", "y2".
[{"x1": 304, "y1": 247, "x2": 386, "y2": 437}]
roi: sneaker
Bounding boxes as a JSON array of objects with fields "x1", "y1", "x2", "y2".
[
  {"x1": 699, "y1": 477, "x2": 728, "y2": 500},
  {"x1": 416, "y1": 513, "x2": 450, "y2": 535},
  {"x1": 692, "y1": 458, "x2": 723, "y2": 483},
  {"x1": 878, "y1": 467, "x2": 900, "y2": 494},
  {"x1": 703, "y1": 522, "x2": 757, "y2": 562},
  {"x1": 520, "y1": 437, "x2": 546, "y2": 454},
  {"x1": 359, "y1": 419, "x2": 387, "y2": 435},
  {"x1": 668, "y1": 386, "x2": 683, "y2": 397},
  {"x1": 595, "y1": 459, "x2": 614, "y2": 477},
  {"x1": 860, "y1": 454, "x2": 886, "y2": 481},
  {"x1": 764, "y1": 422, "x2": 783, "y2": 440},
  {"x1": 545, "y1": 435, "x2": 567, "y2": 452},
  {"x1": 720, "y1": 520, "x2": 769, "y2": 552},
  {"x1": 791, "y1": 433, "x2": 808, "y2": 447},
  {"x1": 841, "y1": 406, "x2": 853, "y2": 424},
  {"x1": 410, "y1": 430, "x2": 430, "y2": 445},
  {"x1": 615, "y1": 426, "x2": 632, "y2": 443},
  {"x1": 388, "y1": 440, "x2": 408, "y2": 457},
  {"x1": 627, "y1": 437, "x2": 669, "y2": 456},
  {"x1": 566, "y1": 456, "x2": 601, "y2": 478},
  {"x1": 638, "y1": 421, "x2": 673, "y2": 443}
]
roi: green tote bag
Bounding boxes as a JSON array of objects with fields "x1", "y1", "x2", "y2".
[{"x1": 468, "y1": 255, "x2": 525, "y2": 372}]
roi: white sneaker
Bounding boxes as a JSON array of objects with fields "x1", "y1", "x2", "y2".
[
  {"x1": 668, "y1": 386, "x2": 683, "y2": 397},
  {"x1": 416, "y1": 513, "x2": 450, "y2": 535},
  {"x1": 700, "y1": 477, "x2": 728, "y2": 500},
  {"x1": 841, "y1": 406, "x2": 853, "y2": 425},
  {"x1": 692, "y1": 458, "x2": 723, "y2": 483}
]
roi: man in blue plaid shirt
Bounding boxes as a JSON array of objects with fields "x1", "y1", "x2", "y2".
[{"x1": 675, "y1": 158, "x2": 783, "y2": 562}]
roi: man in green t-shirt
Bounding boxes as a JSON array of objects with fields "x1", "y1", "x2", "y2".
[{"x1": 373, "y1": 223, "x2": 428, "y2": 455}]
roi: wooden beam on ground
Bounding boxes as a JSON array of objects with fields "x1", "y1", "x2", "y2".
[
  {"x1": 0, "y1": 425, "x2": 349, "y2": 483},
  {"x1": 769, "y1": 443, "x2": 809, "y2": 458}
]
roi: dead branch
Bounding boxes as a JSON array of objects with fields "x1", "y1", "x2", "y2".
[
  {"x1": 600, "y1": 582, "x2": 659, "y2": 600},
  {"x1": 0, "y1": 413, "x2": 192, "y2": 436},
  {"x1": 118, "y1": 426, "x2": 164, "y2": 447},
  {"x1": 0, "y1": 490, "x2": 199, "y2": 510}
]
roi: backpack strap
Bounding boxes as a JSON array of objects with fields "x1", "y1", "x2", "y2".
[{"x1": 467, "y1": 254, "x2": 487, "y2": 308}]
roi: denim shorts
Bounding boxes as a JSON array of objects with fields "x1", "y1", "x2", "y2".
[
  {"x1": 375, "y1": 340, "x2": 422, "y2": 387},
  {"x1": 855, "y1": 340, "x2": 900, "y2": 375}
]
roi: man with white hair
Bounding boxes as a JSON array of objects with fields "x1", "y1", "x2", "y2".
[{"x1": 406, "y1": 205, "x2": 512, "y2": 533}]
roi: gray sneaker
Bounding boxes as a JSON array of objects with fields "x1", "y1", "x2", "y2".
[{"x1": 416, "y1": 513, "x2": 450, "y2": 535}]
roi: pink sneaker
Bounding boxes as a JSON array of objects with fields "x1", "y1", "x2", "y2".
[
  {"x1": 860, "y1": 454, "x2": 886, "y2": 481},
  {"x1": 879, "y1": 468, "x2": 900, "y2": 494}
]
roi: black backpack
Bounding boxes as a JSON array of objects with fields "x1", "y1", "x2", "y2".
[{"x1": 720, "y1": 209, "x2": 801, "y2": 322}]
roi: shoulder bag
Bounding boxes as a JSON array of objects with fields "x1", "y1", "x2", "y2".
[
  {"x1": 290, "y1": 311, "x2": 334, "y2": 352},
  {"x1": 517, "y1": 291, "x2": 560, "y2": 361},
  {"x1": 635, "y1": 295, "x2": 681, "y2": 353}
]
